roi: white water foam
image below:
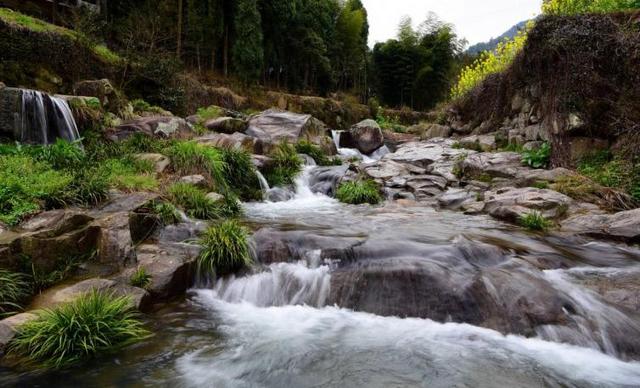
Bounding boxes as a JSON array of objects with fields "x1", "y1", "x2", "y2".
[{"x1": 178, "y1": 297, "x2": 640, "y2": 388}]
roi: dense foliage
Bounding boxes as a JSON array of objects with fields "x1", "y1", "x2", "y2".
[
  {"x1": 8, "y1": 291, "x2": 149, "y2": 369},
  {"x1": 263, "y1": 143, "x2": 304, "y2": 187},
  {"x1": 336, "y1": 179, "x2": 382, "y2": 205},
  {"x1": 0, "y1": 270, "x2": 30, "y2": 317},
  {"x1": 373, "y1": 14, "x2": 465, "y2": 110},
  {"x1": 542, "y1": 0, "x2": 640, "y2": 14}
]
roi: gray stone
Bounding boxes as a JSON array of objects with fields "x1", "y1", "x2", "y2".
[
  {"x1": 246, "y1": 109, "x2": 328, "y2": 144},
  {"x1": 206, "y1": 192, "x2": 224, "y2": 203},
  {"x1": 180, "y1": 175, "x2": 208, "y2": 188},
  {"x1": 340, "y1": 119, "x2": 384, "y2": 154},
  {"x1": 483, "y1": 187, "x2": 573, "y2": 222},
  {"x1": 461, "y1": 152, "x2": 523, "y2": 179},
  {"x1": 385, "y1": 139, "x2": 471, "y2": 169},
  {"x1": 204, "y1": 117, "x2": 247, "y2": 134},
  {"x1": 0, "y1": 313, "x2": 38, "y2": 352},
  {"x1": 196, "y1": 132, "x2": 264, "y2": 154},
  {"x1": 459, "y1": 134, "x2": 497, "y2": 152},
  {"x1": 108, "y1": 116, "x2": 192, "y2": 140},
  {"x1": 437, "y1": 189, "x2": 479, "y2": 211},
  {"x1": 561, "y1": 209, "x2": 640, "y2": 242}
]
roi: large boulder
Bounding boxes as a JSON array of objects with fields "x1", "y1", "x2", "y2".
[
  {"x1": 108, "y1": 116, "x2": 192, "y2": 141},
  {"x1": 0, "y1": 313, "x2": 38, "y2": 353},
  {"x1": 384, "y1": 139, "x2": 471, "y2": 169},
  {"x1": 246, "y1": 109, "x2": 328, "y2": 144},
  {"x1": 72, "y1": 79, "x2": 128, "y2": 116},
  {"x1": 134, "y1": 153, "x2": 170, "y2": 174},
  {"x1": 460, "y1": 152, "x2": 524, "y2": 180},
  {"x1": 340, "y1": 119, "x2": 384, "y2": 154},
  {"x1": 483, "y1": 187, "x2": 573, "y2": 222}
]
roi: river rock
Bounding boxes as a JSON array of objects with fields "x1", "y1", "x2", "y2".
[
  {"x1": 196, "y1": 132, "x2": 264, "y2": 154},
  {"x1": 0, "y1": 313, "x2": 38, "y2": 352},
  {"x1": 206, "y1": 192, "x2": 224, "y2": 203},
  {"x1": 246, "y1": 109, "x2": 328, "y2": 144},
  {"x1": 340, "y1": 119, "x2": 384, "y2": 154},
  {"x1": 180, "y1": 174, "x2": 208, "y2": 188},
  {"x1": 418, "y1": 123, "x2": 452, "y2": 139},
  {"x1": 108, "y1": 116, "x2": 192, "y2": 140},
  {"x1": 385, "y1": 139, "x2": 471, "y2": 169},
  {"x1": 483, "y1": 187, "x2": 573, "y2": 222},
  {"x1": 308, "y1": 165, "x2": 350, "y2": 196},
  {"x1": 30, "y1": 278, "x2": 149, "y2": 311},
  {"x1": 134, "y1": 243, "x2": 202, "y2": 300},
  {"x1": 204, "y1": 117, "x2": 247, "y2": 134},
  {"x1": 459, "y1": 134, "x2": 497, "y2": 151},
  {"x1": 437, "y1": 189, "x2": 479, "y2": 211},
  {"x1": 460, "y1": 152, "x2": 523, "y2": 179},
  {"x1": 561, "y1": 208, "x2": 640, "y2": 242},
  {"x1": 134, "y1": 153, "x2": 170, "y2": 173}
]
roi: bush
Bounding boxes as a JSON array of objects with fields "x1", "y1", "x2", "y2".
[
  {"x1": 542, "y1": 0, "x2": 638, "y2": 14},
  {"x1": 578, "y1": 151, "x2": 640, "y2": 201},
  {"x1": 8, "y1": 291, "x2": 149, "y2": 369},
  {"x1": 522, "y1": 142, "x2": 551, "y2": 169},
  {"x1": 375, "y1": 113, "x2": 406, "y2": 133},
  {"x1": 295, "y1": 140, "x2": 342, "y2": 167},
  {"x1": 36, "y1": 139, "x2": 86, "y2": 170},
  {"x1": 163, "y1": 141, "x2": 226, "y2": 190},
  {"x1": 196, "y1": 106, "x2": 224, "y2": 122},
  {"x1": 221, "y1": 148, "x2": 262, "y2": 201},
  {"x1": 168, "y1": 183, "x2": 222, "y2": 220},
  {"x1": 451, "y1": 22, "x2": 531, "y2": 99},
  {"x1": 0, "y1": 155, "x2": 73, "y2": 225},
  {"x1": 197, "y1": 220, "x2": 252, "y2": 277},
  {"x1": 130, "y1": 267, "x2": 152, "y2": 289},
  {"x1": 0, "y1": 270, "x2": 31, "y2": 317},
  {"x1": 519, "y1": 211, "x2": 552, "y2": 231},
  {"x1": 263, "y1": 143, "x2": 303, "y2": 187},
  {"x1": 336, "y1": 179, "x2": 382, "y2": 205},
  {"x1": 120, "y1": 133, "x2": 167, "y2": 154},
  {"x1": 131, "y1": 99, "x2": 165, "y2": 115}
]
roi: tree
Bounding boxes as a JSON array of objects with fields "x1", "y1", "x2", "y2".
[{"x1": 232, "y1": 0, "x2": 264, "y2": 82}]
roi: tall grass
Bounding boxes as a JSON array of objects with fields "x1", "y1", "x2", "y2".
[
  {"x1": 0, "y1": 270, "x2": 31, "y2": 317},
  {"x1": 163, "y1": 141, "x2": 227, "y2": 190},
  {"x1": 263, "y1": 142, "x2": 303, "y2": 187},
  {"x1": 168, "y1": 183, "x2": 240, "y2": 220},
  {"x1": 336, "y1": 179, "x2": 382, "y2": 205},
  {"x1": 519, "y1": 211, "x2": 552, "y2": 231},
  {"x1": 8, "y1": 291, "x2": 149, "y2": 369},
  {"x1": 221, "y1": 148, "x2": 262, "y2": 201},
  {"x1": 295, "y1": 140, "x2": 342, "y2": 167},
  {"x1": 197, "y1": 221, "x2": 252, "y2": 278}
]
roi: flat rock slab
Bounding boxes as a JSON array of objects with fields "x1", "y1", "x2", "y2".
[
  {"x1": 196, "y1": 132, "x2": 264, "y2": 154},
  {"x1": 461, "y1": 152, "x2": 523, "y2": 179},
  {"x1": 29, "y1": 278, "x2": 149, "y2": 311},
  {"x1": 561, "y1": 208, "x2": 640, "y2": 242},
  {"x1": 483, "y1": 187, "x2": 573, "y2": 222},
  {"x1": 384, "y1": 139, "x2": 471, "y2": 169}
]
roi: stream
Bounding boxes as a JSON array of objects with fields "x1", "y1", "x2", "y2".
[{"x1": 2, "y1": 164, "x2": 640, "y2": 387}]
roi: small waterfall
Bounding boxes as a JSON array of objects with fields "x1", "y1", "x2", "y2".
[
  {"x1": 255, "y1": 170, "x2": 271, "y2": 195},
  {"x1": 331, "y1": 129, "x2": 384, "y2": 163},
  {"x1": 19, "y1": 90, "x2": 81, "y2": 145},
  {"x1": 210, "y1": 262, "x2": 331, "y2": 307}
]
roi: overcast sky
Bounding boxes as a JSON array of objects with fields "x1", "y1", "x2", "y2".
[{"x1": 361, "y1": 0, "x2": 543, "y2": 47}]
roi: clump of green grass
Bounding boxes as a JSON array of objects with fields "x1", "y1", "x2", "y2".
[
  {"x1": 131, "y1": 99, "x2": 165, "y2": 115},
  {"x1": 532, "y1": 181, "x2": 549, "y2": 190},
  {"x1": 152, "y1": 202, "x2": 182, "y2": 225},
  {"x1": 375, "y1": 113, "x2": 406, "y2": 133},
  {"x1": 221, "y1": 148, "x2": 262, "y2": 201},
  {"x1": 121, "y1": 133, "x2": 168, "y2": 154},
  {"x1": 36, "y1": 139, "x2": 86, "y2": 170},
  {"x1": 164, "y1": 141, "x2": 226, "y2": 190},
  {"x1": 0, "y1": 155, "x2": 73, "y2": 225},
  {"x1": 97, "y1": 158, "x2": 158, "y2": 192},
  {"x1": 167, "y1": 183, "x2": 240, "y2": 220},
  {"x1": 197, "y1": 220, "x2": 252, "y2": 277},
  {"x1": 522, "y1": 142, "x2": 551, "y2": 169},
  {"x1": 296, "y1": 140, "x2": 342, "y2": 167},
  {"x1": 519, "y1": 211, "x2": 552, "y2": 231},
  {"x1": 66, "y1": 169, "x2": 111, "y2": 206},
  {"x1": 0, "y1": 270, "x2": 31, "y2": 317},
  {"x1": 8, "y1": 290, "x2": 149, "y2": 369},
  {"x1": 130, "y1": 267, "x2": 152, "y2": 290},
  {"x1": 336, "y1": 179, "x2": 382, "y2": 205},
  {"x1": 196, "y1": 106, "x2": 224, "y2": 122},
  {"x1": 263, "y1": 142, "x2": 303, "y2": 187}
]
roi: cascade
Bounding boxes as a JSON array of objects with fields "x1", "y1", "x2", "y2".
[{"x1": 19, "y1": 90, "x2": 81, "y2": 145}]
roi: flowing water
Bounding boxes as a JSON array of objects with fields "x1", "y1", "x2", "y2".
[
  {"x1": 3, "y1": 162, "x2": 640, "y2": 387},
  {"x1": 19, "y1": 90, "x2": 81, "y2": 145}
]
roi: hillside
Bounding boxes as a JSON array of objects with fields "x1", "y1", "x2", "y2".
[{"x1": 466, "y1": 20, "x2": 530, "y2": 55}]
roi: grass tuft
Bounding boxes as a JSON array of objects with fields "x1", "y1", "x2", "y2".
[
  {"x1": 152, "y1": 202, "x2": 182, "y2": 225},
  {"x1": 0, "y1": 270, "x2": 31, "y2": 317},
  {"x1": 336, "y1": 179, "x2": 382, "y2": 205},
  {"x1": 519, "y1": 211, "x2": 552, "y2": 231},
  {"x1": 163, "y1": 141, "x2": 227, "y2": 190},
  {"x1": 263, "y1": 142, "x2": 303, "y2": 187},
  {"x1": 197, "y1": 220, "x2": 252, "y2": 277},
  {"x1": 221, "y1": 148, "x2": 262, "y2": 201},
  {"x1": 130, "y1": 267, "x2": 152, "y2": 290},
  {"x1": 295, "y1": 140, "x2": 342, "y2": 167},
  {"x1": 522, "y1": 142, "x2": 551, "y2": 169},
  {"x1": 8, "y1": 290, "x2": 149, "y2": 369},
  {"x1": 167, "y1": 183, "x2": 240, "y2": 220}
]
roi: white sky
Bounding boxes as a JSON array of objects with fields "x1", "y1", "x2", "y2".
[{"x1": 361, "y1": 0, "x2": 543, "y2": 46}]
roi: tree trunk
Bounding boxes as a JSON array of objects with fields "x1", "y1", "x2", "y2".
[
  {"x1": 223, "y1": 25, "x2": 229, "y2": 76},
  {"x1": 177, "y1": 0, "x2": 183, "y2": 58}
]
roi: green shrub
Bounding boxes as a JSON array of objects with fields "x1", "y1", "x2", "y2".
[
  {"x1": 66, "y1": 169, "x2": 110, "y2": 206},
  {"x1": 519, "y1": 211, "x2": 552, "y2": 231},
  {"x1": 542, "y1": 0, "x2": 638, "y2": 14},
  {"x1": 263, "y1": 143, "x2": 303, "y2": 187},
  {"x1": 164, "y1": 141, "x2": 226, "y2": 190},
  {"x1": 221, "y1": 148, "x2": 262, "y2": 201},
  {"x1": 197, "y1": 220, "x2": 252, "y2": 277},
  {"x1": 130, "y1": 267, "x2": 152, "y2": 289},
  {"x1": 8, "y1": 290, "x2": 149, "y2": 369},
  {"x1": 168, "y1": 183, "x2": 222, "y2": 220},
  {"x1": 0, "y1": 155, "x2": 73, "y2": 225},
  {"x1": 296, "y1": 140, "x2": 342, "y2": 167},
  {"x1": 336, "y1": 179, "x2": 382, "y2": 205},
  {"x1": 0, "y1": 270, "x2": 31, "y2": 317},
  {"x1": 522, "y1": 142, "x2": 551, "y2": 169},
  {"x1": 578, "y1": 151, "x2": 640, "y2": 201},
  {"x1": 131, "y1": 99, "x2": 165, "y2": 115},
  {"x1": 375, "y1": 113, "x2": 406, "y2": 133},
  {"x1": 121, "y1": 133, "x2": 167, "y2": 154}
]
